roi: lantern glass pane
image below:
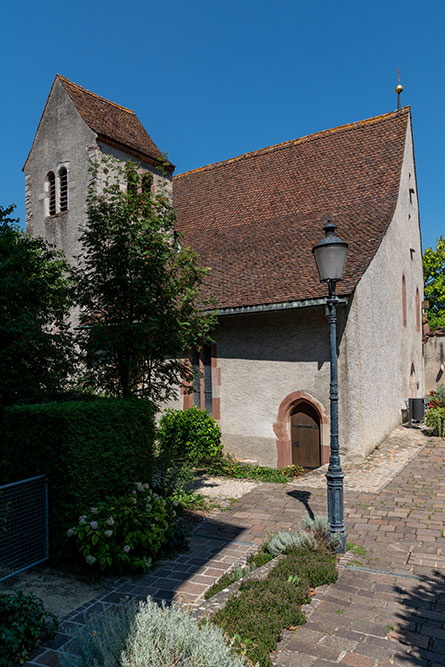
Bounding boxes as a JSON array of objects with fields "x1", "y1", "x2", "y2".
[{"x1": 314, "y1": 243, "x2": 348, "y2": 282}]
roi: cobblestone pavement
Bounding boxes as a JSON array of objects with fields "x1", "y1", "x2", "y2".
[
  {"x1": 27, "y1": 427, "x2": 445, "y2": 666},
  {"x1": 292, "y1": 426, "x2": 426, "y2": 493}
]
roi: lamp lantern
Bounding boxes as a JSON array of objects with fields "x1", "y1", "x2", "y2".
[{"x1": 312, "y1": 218, "x2": 348, "y2": 284}]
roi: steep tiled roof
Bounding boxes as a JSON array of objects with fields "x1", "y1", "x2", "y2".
[
  {"x1": 173, "y1": 108, "x2": 410, "y2": 309},
  {"x1": 57, "y1": 75, "x2": 171, "y2": 168}
]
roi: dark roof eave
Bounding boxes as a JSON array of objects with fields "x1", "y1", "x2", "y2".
[
  {"x1": 96, "y1": 135, "x2": 175, "y2": 174},
  {"x1": 204, "y1": 295, "x2": 350, "y2": 316}
]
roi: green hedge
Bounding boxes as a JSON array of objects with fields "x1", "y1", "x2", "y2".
[{"x1": 0, "y1": 398, "x2": 156, "y2": 556}]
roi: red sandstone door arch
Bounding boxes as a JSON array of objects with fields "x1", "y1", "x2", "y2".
[{"x1": 290, "y1": 402, "x2": 321, "y2": 470}]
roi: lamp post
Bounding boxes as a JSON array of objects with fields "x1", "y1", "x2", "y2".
[{"x1": 312, "y1": 218, "x2": 348, "y2": 553}]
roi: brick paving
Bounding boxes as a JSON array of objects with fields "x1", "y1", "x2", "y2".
[
  {"x1": 26, "y1": 427, "x2": 445, "y2": 666},
  {"x1": 293, "y1": 426, "x2": 426, "y2": 493}
]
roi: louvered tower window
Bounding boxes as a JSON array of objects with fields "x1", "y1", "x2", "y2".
[
  {"x1": 47, "y1": 172, "x2": 56, "y2": 216},
  {"x1": 141, "y1": 172, "x2": 153, "y2": 194},
  {"x1": 59, "y1": 167, "x2": 68, "y2": 212}
]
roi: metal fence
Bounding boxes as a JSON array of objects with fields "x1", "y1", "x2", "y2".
[{"x1": 0, "y1": 475, "x2": 48, "y2": 582}]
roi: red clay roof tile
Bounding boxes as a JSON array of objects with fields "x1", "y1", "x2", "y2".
[
  {"x1": 57, "y1": 75, "x2": 170, "y2": 168},
  {"x1": 173, "y1": 108, "x2": 410, "y2": 309}
]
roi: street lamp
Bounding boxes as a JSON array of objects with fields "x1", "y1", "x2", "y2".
[{"x1": 312, "y1": 218, "x2": 348, "y2": 553}]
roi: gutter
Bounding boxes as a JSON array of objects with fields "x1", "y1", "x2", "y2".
[{"x1": 204, "y1": 296, "x2": 349, "y2": 317}]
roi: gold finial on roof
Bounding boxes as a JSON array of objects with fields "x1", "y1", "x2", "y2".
[{"x1": 395, "y1": 68, "x2": 403, "y2": 109}]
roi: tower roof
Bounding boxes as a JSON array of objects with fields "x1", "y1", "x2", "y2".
[
  {"x1": 57, "y1": 76, "x2": 172, "y2": 169},
  {"x1": 24, "y1": 75, "x2": 172, "y2": 171}
]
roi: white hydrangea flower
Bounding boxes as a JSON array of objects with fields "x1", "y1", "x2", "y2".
[
  {"x1": 104, "y1": 529, "x2": 113, "y2": 538},
  {"x1": 142, "y1": 483, "x2": 149, "y2": 490},
  {"x1": 132, "y1": 490, "x2": 137, "y2": 495},
  {"x1": 91, "y1": 507, "x2": 98, "y2": 514},
  {"x1": 135, "y1": 482, "x2": 143, "y2": 490},
  {"x1": 66, "y1": 528, "x2": 74, "y2": 537},
  {"x1": 90, "y1": 521, "x2": 98, "y2": 530},
  {"x1": 85, "y1": 555, "x2": 96, "y2": 565},
  {"x1": 131, "y1": 497, "x2": 137, "y2": 504},
  {"x1": 79, "y1": 515, "x2": 87, "y2": 524},
  {"x1": 123, "y1": 545, "x2": 131, "y2": 553},
  {"x1": 106, "y1": 517, "x2": 115, "y2": 526}
]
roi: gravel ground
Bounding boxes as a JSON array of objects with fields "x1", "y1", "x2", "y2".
[
  {"x1": 189, "y1": 474, "x2": 259, "y2": 500},
  {"x1": 1, "y1": 567, "x2": 112, "y2": 619}
]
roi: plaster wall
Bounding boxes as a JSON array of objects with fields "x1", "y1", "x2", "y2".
[
  {"x1": 339, "y1": 116, "x2": 424, "y2": 458},
  {"x1": 24, "y1": 78, "x2": 97, "y2": 267},
  {"x1": 216, "y1": 307, "x2": 344, "y2": 467},
  {"x1": 98, "y1": 142, "x2": 173, "y2": 201},
  {"x1": 424, "y1": 334, "x2": 445, "y2": 392}
]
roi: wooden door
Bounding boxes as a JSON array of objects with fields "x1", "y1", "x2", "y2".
[{"x1": 290, "y1": 403, "x2": 321, "y2": 470}]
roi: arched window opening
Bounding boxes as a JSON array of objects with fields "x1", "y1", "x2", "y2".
[
  {"x1": 416, "y1": 288, "x2": 420, "y2": 332},
  {"x1": 59, "y1": 167, "x2": 68, "y2": 212},
  {"x1": 402, "y1": 275, "x2": 407, "y2": 328},
  {"x1": 141, "y1": 172, "x2": 153, "y2": 194},
  {"x1": 47, "y1": 171, "x2": 56, "y2": 216},
  {"x1": 126, "y1": 166, "x2": 137, "y2": 196}
]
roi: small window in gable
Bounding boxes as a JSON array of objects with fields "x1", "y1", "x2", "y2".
[
  {"x1": 47, "y1": 171, "x2": 56, "y2": 216},
  {"x1": 59, "y1": 167, "x2": 68, "y2": 212}
]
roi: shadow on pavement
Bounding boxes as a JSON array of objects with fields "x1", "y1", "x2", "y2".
[
  {"x1": 392, "y1": 571, "x2": 445, "y2": 666},
  {"x1": 286, "y1": 489, "x2": 315, "y2": 519}
]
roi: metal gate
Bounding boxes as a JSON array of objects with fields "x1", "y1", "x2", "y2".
[{"x1": 0, "y1": 475, "x2": 48, "y2": 582}]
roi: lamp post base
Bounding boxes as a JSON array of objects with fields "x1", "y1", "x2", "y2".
[{"x1": 326, "y1": 468, "x2": 346, "y2": 554}]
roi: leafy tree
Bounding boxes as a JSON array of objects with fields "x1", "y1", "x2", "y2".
[
  {"x1": 423, "y1": 236, "x2": 445, "y2": 331},
  {"x1": 0, "y1": 204, "x2": 75, "y2": 406},
  {"x1": 74, "y1": 160, "x2": 216, "y2": 402}
]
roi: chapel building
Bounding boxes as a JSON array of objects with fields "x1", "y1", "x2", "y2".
[{"x1": 24, "y1": 75, "x2": 424, "y2": 468}]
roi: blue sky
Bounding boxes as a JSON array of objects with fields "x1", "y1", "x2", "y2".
[{"x1": 1, "y1": 0, "x2": 443, "y2": 251}]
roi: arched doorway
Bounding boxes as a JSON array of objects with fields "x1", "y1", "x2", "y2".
[{"x1": 290, "y1": 402, "x2": 321, "y2": 470}]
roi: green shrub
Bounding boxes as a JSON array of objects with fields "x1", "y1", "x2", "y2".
[
  {"x1": 428, "y1": 384, "x2": 445, "y2": 408},
  {"x1": 207, "y1": 455, "x2": 305, "y2": 483},
  {"x1": 67, "y1": 483, "x2": 178, "y2": 574},
  {"x1": 0, "y1": 590, "x2": 58, "y2": 666},
  {"x1": 213, "y1": 574, "x2": 308, "y2": 666},
  {"x1": 205, "y1": 565, "x2": 254, "y2": 600},
  {"x1": 157, "y1": 407, "x2": 222, "y2": 466},
  {"x1": 425, "y1": 406, "x2": 445, "y2": 436},
  {"x1": 272, "y1": 546, "x2": 338, "y2": 589},
  {"x1": 212, "y1": 529, "x2": 338, "y2": 666},
  {"x1": 61, "y1": 597, "x2": 244, "y2": 667},
  {"x1": 206, "y1": 516, "x2": 336, "y2": 601},
  {"x1": 0, "y1": 398, "x2": 156, "y2": 555}
]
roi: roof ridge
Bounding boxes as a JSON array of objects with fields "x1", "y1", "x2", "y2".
[
  {"x1": 56, "y1": 74, "x2": 135, "y2": 115},
  {"x1": 175, "y1": 106, "x2": 410, "y2": 180}
]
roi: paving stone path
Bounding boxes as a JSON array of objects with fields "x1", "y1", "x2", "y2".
[{"x1": 27, "y1": 427, "x2": 445, "y2": 666}]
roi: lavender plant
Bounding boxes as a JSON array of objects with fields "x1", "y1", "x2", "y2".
[{"x1": 61, "y1": 597, "x2": 244, "y2": 667}]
